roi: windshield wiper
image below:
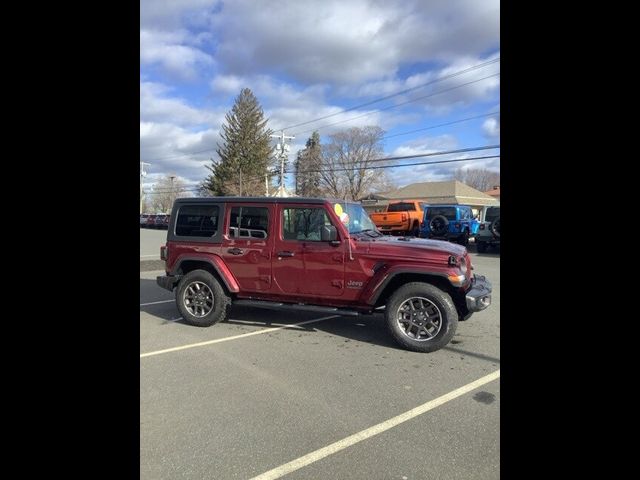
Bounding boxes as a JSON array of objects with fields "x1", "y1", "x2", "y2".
[{"x1": 355, "y1": 229, "x2": 383, "y2": 238}]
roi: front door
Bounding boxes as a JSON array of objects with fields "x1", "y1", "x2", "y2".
[
  {"x1": 220, "y1": 204, "x2": 273, "y2": 292},
  {"x1": 273, "y1": 205, "x2": 345, "y2": 297}
]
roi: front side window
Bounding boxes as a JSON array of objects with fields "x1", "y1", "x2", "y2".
[
  {"x1": 175, "y1": 205, "x2": 219, "y2": 237},
  {"x1": 228, "y1": 206, "x2": 269, "y2": 239},
  {"x1": 282, "y1": 207, "x2": 332, "y2": 241}
]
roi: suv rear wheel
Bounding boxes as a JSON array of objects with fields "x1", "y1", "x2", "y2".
[
  {"x1": 176, "y1": 269, "x2": 231, "y2": 327},
  {"x1": 385, "y1": 282, "x2": 458, "y2": 353}
]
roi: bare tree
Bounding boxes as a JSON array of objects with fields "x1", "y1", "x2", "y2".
[
  {"x1": 150, "y1": 174, "x2": 187, "y2": 212},
  {"x1": 319, "y1": 126, "x2": 391, "y2": 200},
  {"x1": 453, "y1": 168, "x2": 500, "y2": 192}
]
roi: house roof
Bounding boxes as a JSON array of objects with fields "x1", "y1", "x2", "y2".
[
  {"x1": 484, "y1": 186, "x2": 501, "y2": 197},
  {"x1": 379, "y1": 180, "x2": 498, "y2": 206}
]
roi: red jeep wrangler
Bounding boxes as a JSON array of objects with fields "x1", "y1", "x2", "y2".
[{"x1": 157, "y1": 197, "x2": 492, "y2": 353}]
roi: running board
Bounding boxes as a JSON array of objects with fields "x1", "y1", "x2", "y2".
[{"x1": 234, "y1": 299, "x2": 361, "y2": 316}]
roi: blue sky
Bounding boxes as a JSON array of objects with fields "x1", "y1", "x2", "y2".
[{"x1": 140, "y1": 0, "x2": 500, "y2": 192}]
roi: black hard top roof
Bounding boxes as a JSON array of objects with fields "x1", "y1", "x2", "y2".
[{"x1": 174, "y1": 196, "x2": 351, "y2": 205}]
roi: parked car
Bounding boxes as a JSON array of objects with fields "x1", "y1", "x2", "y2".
[
  {"x1": 419, "y1": 205, "x2": 479, "y2": 246},
  {"x1": 369, "y1": 200, "x2": 428, "y2": 236},
  {"x1": 140, "y1": 214, "x2": 149, "y2": 227},
  {"x1": 156, "y1": 197, "x2": 492, "y2": 353},
  {"x1": 154, "y1": 214, "x2": 170, "y2": 229},
  {"x1": 476, "y1": 206, "x2": 500, "y2": 253},
  {"x1": 145, "y1": 214, "x2": 157, "y2": 228}
]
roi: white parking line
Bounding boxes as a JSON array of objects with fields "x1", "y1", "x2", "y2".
[
  {"x1": 140, "y1": 315, "x2": 339, "y2": 358},
  {"x1": 250, "y1": 370, "x2": 500, "y2": 480},
  {"x1": 140, "y1": 299, "x2": 174, "y2": 307}
]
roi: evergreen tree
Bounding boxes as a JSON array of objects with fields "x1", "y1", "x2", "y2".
[
  {"x1": 294, "y1": 131, "x2": 323, "y2": 197},
  {"x1": 203, "y1": 88, "x2": 273, "y2": 196}
]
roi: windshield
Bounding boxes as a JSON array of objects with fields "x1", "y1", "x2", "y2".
[
  {"x1": 425, "y1": 207, "x2": 456, "y2": 220},
  {"x1": 333, "y1": 202, "x2": 378, "y2": 234}
]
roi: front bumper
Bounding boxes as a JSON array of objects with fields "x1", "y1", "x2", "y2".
[
  {"x1": 156, "y1": 274, "x2": 181, "y2": 292},
  {"x1": 465, "y1": 274, "x2": 492, "y2": 312}
]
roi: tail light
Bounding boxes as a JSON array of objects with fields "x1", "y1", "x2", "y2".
[
  {"x1": 421, "y1": 221, "x2": 425, "y2": 228},
  {"x1": 160, "y1": 245, "x2": 168, "y2": 261},
  {"x1": 401, "y1": 213, "x2": 407, "y2": 221},
  {"x1": 454, "y1": 223, "x2": 460, "y2": 229},
  {"x1": 480, "y1": 224, "x2": 485, "y2": 230}
]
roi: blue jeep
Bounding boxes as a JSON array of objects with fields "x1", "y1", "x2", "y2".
[{"x1": 419, "y1": 205, "x2": 479, "y2": 246}]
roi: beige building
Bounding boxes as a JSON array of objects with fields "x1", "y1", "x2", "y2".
[{"x1": 360, "y1": 180, "x2": 499, "y2": 217}]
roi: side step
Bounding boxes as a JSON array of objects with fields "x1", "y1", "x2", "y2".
[{"x1": 234, "y1": 299, "x2": 361, "y2": 316}]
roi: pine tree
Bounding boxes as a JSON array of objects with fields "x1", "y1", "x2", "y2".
[
  {"x1": 203, "y1": 88, "x2": 273, "y2": 196},
  {"x1": 294, "y1": 131, "x2": 323, "y2": 197}
]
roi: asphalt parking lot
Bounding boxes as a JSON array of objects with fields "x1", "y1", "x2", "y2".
[{"x1": 140, "y1": 252, "x2": 499, "y2": 480}]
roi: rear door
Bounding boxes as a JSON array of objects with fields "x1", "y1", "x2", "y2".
[{"x1": 220, "y1": 203, "x2": 273, "y2": 292}]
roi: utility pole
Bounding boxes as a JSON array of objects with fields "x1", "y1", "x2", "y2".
[
  {"x1": 140, "y1": 161, "x2": 150, "y2": 214},
  {"x1": 169, "y1": 174, "x2": 176, "y2": 212},
  {"x1": 270, "y1": 130, "x2": 294, "y2": 197}
]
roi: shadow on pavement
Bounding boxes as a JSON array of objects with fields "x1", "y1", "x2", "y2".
[{"x1": 139, "y1": 279, "x2": 497, "y2": 357}]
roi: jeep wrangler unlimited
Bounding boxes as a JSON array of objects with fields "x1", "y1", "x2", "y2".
[
  {"x1": 476, "y1": 205, "x2": 500, "y2": 253},
  {"x1": 419, "y1": 204, "x2": 479, "y2": 246},
  {"x1": 156, "y1": 197, "x2": 492, "y2": 353}
]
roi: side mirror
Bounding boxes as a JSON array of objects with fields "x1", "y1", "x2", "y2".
[{"x1": 321, "y1": 225, "x2": 338, "y2": 242}]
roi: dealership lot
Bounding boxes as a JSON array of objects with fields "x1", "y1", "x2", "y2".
[{"x1": 140, "y1": 252, "x2": 500, "y2": 479}]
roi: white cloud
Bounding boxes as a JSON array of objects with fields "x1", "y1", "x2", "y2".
[
  {"x1": 140, "y1": 29, "x2": 214, "y2": 80},
  {"x1": 483, "y1": 116, "x2": 500, "y2": 138},
  {"x1": 140, "y1": 121, "x2": 221, "y2": 183},
  {"x1": 140, "y1": 81, "x2": 222, "y2": 126},
  {"x1": 208, "y1": 0, "x2": 499, "y2": 84}
]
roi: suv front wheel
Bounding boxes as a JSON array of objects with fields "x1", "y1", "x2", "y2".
[
  {"x1": 385, "y1": 282, "x2": 458, "y2": 353},
  {"x1": 176, "y1": 269, "x2": 231, "y2": 327}
]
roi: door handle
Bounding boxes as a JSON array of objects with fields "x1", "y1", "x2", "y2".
[
  {"x1": 277, "y1": 251, "x2": 295, "y2": 257},
  {"x1": 227, "y1": 247, "x2": 244, "y2": 255}
]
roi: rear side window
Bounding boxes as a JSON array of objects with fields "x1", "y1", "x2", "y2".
[
  {"x1": 175, "y1": 205, "x2": 219, "y2": 237},
  {"x1": 282, "y1": 207, "x2": 332, "y2": 241},
  {"x1": 228, "y1": 206, "x2": 269, "y2": 239},
  {"x1": 425, "y1": 207, "x2": 457, "y2": 220},
  {"x1": 485, "y1": 207, "x2": 500, "y2": 222},
  {"x1": 387, "y1": 202, "x2": 416, "y2": 212}
]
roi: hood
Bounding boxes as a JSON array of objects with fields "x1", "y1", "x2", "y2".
[{"x1": 353, "y1": 234, "x2": 467, "y2": 262}]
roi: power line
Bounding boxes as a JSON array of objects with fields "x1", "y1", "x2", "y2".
[
  {"x1": 140, "y1": 108, "x2": 500, "y2": 165},
  {"x1": 292, "y1": 73, "x2": 500, "y2": 136},
  {"x1": 279, "y1": 57, "x2": 500, "y2": 131},
  {"x1": 382, "y1": 111, "x2": 499, "y2": 140},
  {"x1": 140, "y1": 60, "x2": 500, "y2": 164},
  {"x1": 298, "y1": 154, "x2": 500, "y2": 175},
  {"x1": 146, "y1": 145, "x2": 499, "y2": 194}
]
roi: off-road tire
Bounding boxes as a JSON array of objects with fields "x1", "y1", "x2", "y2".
[
  {"x1": 385, "y1": 282, "x2": 458, "y2": 353},
  {"x1": 176, "y1": 269, "x2": 231, "y2": 327},
  {"x1": 490, "y1": 217, "x2": 501, "y2": 238},
  {"x1": 429, "y1": 215, "x2": 449, "y2": 236}
]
